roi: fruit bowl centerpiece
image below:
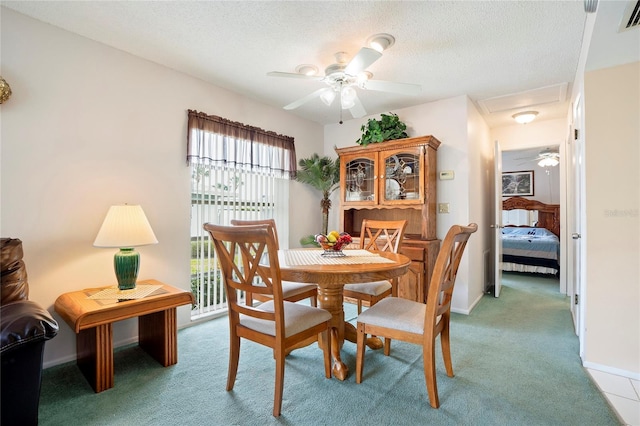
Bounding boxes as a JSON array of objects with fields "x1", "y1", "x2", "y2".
[{"x1": 315, "y1": 231, "x2": 352, "y2": 257}]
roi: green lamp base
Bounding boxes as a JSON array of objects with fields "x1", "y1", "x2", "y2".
[{"x1": 114, "y1": 248, "x2": 140, "y2": 290}]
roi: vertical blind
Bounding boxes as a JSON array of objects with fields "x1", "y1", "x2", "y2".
[{"x1": 187, "y1": 110, "x2": 296, "y2": 318}]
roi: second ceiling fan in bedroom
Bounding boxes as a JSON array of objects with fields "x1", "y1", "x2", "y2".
[
  {"x1": 267, "y1": 34, "x2": 421, "y2": 122},
  {"x1": 515, "y1": 147, "x2": 560, "y2": 167}
]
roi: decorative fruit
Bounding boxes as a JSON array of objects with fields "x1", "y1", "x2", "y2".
[{"x1": 315, "y1": 231, "x2": 352, "y2": 251}]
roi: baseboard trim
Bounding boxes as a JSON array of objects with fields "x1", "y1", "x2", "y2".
[
  {"x1": 452, "y1": 291, "x2": 484, "y2": 315},
  {"x1": 583, "y1": 361, "x2": 640, "y2": 381}
]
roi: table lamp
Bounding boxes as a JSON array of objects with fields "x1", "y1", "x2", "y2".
[{"x1": 93, "y1": 204, "x2": 158, "y2": 290}]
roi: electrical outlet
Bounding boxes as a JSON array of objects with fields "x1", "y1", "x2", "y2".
[{"x1": 438, "y1": 203, "x2": 450, "y2": 213}]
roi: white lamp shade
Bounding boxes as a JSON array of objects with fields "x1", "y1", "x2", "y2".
[{"x1": 93, "y1": 205, "x2": 158, "y2": 248}]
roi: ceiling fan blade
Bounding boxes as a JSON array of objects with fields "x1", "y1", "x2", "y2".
[
  {"x1": 362, "y1": 79, "x2": 422, "y2": 96},
  {"x1": 344, "y1": 47, "x2": 382, "y2": 75},
  {"x1": 348, "y1": 93, "x2": 367, "y2": 118},
  {"x1": 267, "y1": 71, "x2": 322, "y2": 81},
  {"x1": 283, "y1": 88, "x2": 327, "y2": 110}
]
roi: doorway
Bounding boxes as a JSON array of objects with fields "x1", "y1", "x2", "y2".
[{"x1": 499, "y1": 146, "x2": 565, "y2": 294}]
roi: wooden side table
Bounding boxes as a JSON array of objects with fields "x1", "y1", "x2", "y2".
[{"x1": 54, "y1": 279, "x2": 194, "y2": 392}]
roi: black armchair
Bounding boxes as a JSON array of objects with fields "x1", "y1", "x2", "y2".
[{"x1": 1, "y1": 238, "x2": 58, "y2": 426}]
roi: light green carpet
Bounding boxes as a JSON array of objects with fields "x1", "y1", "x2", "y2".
[{"x1": 38, "y1": 272, "x2": 620, "y2": 425}]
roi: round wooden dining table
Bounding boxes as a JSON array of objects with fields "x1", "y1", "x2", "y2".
[{"x1": 278, "y1": 249, "x2": 411, "y2": 380}]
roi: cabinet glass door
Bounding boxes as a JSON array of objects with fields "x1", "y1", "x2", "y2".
[
  {"x1": 344, "y1": 157, "x2": 375, "y2": 202},
  {"x1": 381, "y1": 151, "x2": 421, "y2": 202}
]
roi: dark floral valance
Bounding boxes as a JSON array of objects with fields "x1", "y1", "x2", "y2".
[{"x1": 187, "y1": 110, "x2": 297, "y2": 179}]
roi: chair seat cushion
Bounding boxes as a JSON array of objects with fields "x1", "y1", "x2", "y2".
[
  {"x1": 281, "y1": 281, "x2": 317, "y2": 297},
  {"x1": 343, "y1": 280, "x2": 392, "y2": 296},
  {"x1": 357, "y1": 297, "x2": 428, "y2": 335},
  {"x1": 251, "y1": 281, "x2": 316, "y2": 299},
  {"x1": 240, "y1": 301, "x2": 330, "y2": 337}
]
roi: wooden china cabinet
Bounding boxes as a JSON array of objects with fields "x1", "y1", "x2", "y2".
[{"x1": 335, "y1": 135, "x2": 441, "y2": 303}]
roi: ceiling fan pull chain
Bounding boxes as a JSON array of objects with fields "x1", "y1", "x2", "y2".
[{"x1": 339, "y1": 82, "x2": 344, "y2": 124}]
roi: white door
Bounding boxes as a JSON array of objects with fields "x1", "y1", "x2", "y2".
[
  {"x1": 493, "y1": 140, "x2": 503, "y2": 297},
  {"x1": 568, "y1": 95, "x2": 585, "y2": 343}
]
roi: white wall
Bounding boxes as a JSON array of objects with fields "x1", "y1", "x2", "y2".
[
  {"x1": 492, "y1": 119, "x2": 567, "y2": 152},
  {"x1": 501, "y1": 155, "x2": 561, "y2": 206},
  {"x1": 324, "y1": 95, "x2": 492, "y2": 313},
  {"x1": 583, "y1": 61, "x2": 639, "y2": 376},
  {"x1": 466, "y1": 97, "x2": 493, "y2": 309},
  {"x1": 1, "y1": 9, "x2": 323, "y2": 367}
]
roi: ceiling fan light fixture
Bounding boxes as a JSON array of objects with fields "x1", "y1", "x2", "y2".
[
  {"x1": 538, "y1": 157, "x2": 559, "y2": 167},
  {"x1": 295, "y1": 64, "x2": 318, "y2": 76},
  {"x1": 367, "y1": 33, "x2": 395, "y2": 53},
  {"x1": 356, "y1": 71, "x2": 373, "y2": 87},
  {"x1": 320, "y1": 89, "x2": 336, "y2": 106},
  {"x1": 340, "y1": 86, "x2": 356, "y2": 109},
  {"x1": 512, "y1": 111, "x2": 539, "y2": 124}
]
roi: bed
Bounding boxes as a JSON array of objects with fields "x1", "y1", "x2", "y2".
[{"x1": 501, "y1": 197, "x2": 560, "y2": 275}]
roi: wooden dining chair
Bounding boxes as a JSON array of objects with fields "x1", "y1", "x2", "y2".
[
  {"x1": 230, "y1": 218, "x2": 318, "y2": 307},
  {"x1": 203, "y1": 223, "x2": 332, "y2": 417},
  {"x1": 355, "y1": 223, "x2": 478, "y2": 409},
  {"x1": 343, "y1": 219, "x2": 408, "y2": 314}
]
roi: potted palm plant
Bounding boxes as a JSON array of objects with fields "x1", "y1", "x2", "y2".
[{"x1": 295, "y1": 153, "x2": 340, "y2": 245}]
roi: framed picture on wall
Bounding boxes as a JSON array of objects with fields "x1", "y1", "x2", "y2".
[{"x1": 502, "y1": 170, "x2": 534, "y2": 196}]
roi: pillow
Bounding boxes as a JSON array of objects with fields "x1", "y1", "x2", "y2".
[
  {"x1": 502, "y1": 227, "x2": 537, "y2": 236},
  {"x1": 502, "y1": 227, "x2": 556, "y2": 238}
]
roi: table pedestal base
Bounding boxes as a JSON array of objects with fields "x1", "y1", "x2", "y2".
[{"x1": 279, "y1": 252, "x2": 410, "y2": 381}]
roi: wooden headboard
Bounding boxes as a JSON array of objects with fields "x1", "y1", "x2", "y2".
[{"x1": 502, "y1": 197, "x2": 560, "y2": 238}]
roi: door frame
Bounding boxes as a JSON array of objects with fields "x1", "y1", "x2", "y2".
[
  {"x1": 492, "y1": 140, "x2": 503, "y2": 297},
  {"x1": 568, "y1": 94, "x2": 587, "y2": 356},
  {"x1": 494, "y1": 142, "x2": 567, "y2": 297}
]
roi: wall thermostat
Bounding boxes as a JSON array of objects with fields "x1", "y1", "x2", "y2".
[{"x1": 439, "y1": 170, "x2": 455, "y2": 180}]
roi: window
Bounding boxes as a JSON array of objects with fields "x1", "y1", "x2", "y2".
[{"x1": 187, "y1": 111, "x2": 296, "y2": 319}]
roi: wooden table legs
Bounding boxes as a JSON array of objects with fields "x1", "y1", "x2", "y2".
[
  {"x1": 76, "y1": 308, "x2": 178, "y2": 392},
  {"x1": 139, "y1": 308, "x2": 178, "y2": 367},
  {"x1": 317, "y1": 286, "x2": 383, "y2": 381},
  {"x1": 77, "y1": 323, "x2": 114, "y2": 392}
]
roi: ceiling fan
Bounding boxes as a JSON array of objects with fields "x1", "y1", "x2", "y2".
[
  {"x1": 267, "y1": 34, "x2": 421, "y2": 122},
  {"x1": 515, "y1": 147, "x2": 560, "y2": 167}
]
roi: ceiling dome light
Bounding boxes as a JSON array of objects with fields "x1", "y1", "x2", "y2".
[
  {"x1": 295, "y1": 64, "x2": 318, "y2": 76},
  {"x1": 538, "y1": 157, "x2": 559, "y2": 167},
  {"x1": 512, "y1": 111, "x2": 539, "y2": 124},
  {"x1": 366, "y1": 33, "x2": 395, "y2": 53}
]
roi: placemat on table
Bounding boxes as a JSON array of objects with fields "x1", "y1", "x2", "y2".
[
  {"x1": 88, "y1": 284, "x2": 164, "y2": 300},
  {"x1": 281, "y1": 249, "x2": 396, "y2": 266}
]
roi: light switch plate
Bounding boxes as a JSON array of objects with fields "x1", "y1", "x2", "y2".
[
  {"x1": 439, "y1": 170, "x2": 455, "y2": 180},
  {"x1": 438, "y1": 203, "x2": 450, "y2": 213}
]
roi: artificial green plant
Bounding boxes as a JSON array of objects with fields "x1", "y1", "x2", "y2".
[{"x1": 356, "y1": 112, "x2": 408, "y2": 146}]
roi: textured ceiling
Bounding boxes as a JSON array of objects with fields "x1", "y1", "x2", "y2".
[{"x1": 2, "y1": 1, "x2": 590, "y2": 127}]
